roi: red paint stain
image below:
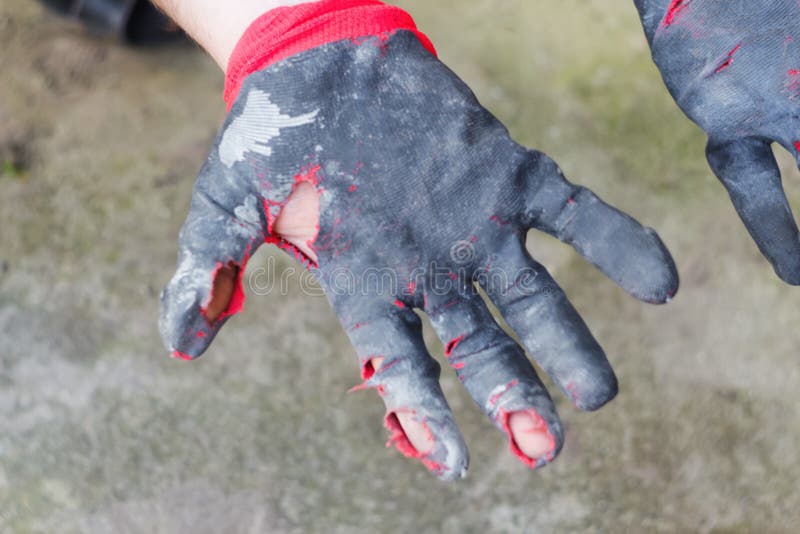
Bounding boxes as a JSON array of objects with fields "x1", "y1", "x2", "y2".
[
  {"x1": 444, "y1": 335, "x2": 465, "y2": 357},
  {"x1": 786, "y1": 70, "x2": 800, "y2": 98},
  {"x1": 488, "y1": 379, "x2": 520, "y2": 407},
  {"x1": 348, "y1": 382, "x2": 386, "y2": 395},
  {"x1": 490, "y1": 214, "x2": 510, "y2": 227},
  {"x1": 276, "y1": 240, "x2": 316, "y2": 268},
  {"x1": 171, "y1": 351, "x2": 193, "y2": 361},
  {"x1": 293, "y1": 164, "x2": 321, "y2": 186},
  {"x1": 714, "y1": 44, "x2": 741, "y2": 73},
  {"x1": 442, "y1": 299, "x2": 459, "y2": 310},
  {"x1": 667, "y1": 288, "x2": 677, "y2": 300},
  {"x1": 348, "y1": 184, "x2": 358, "y2": 192},
  {"x1": 347, "y1": 382, "x2": 371, "y2": 393},
  {"x1": 663, "y1": 0, "x2": 690, "y2": 26},
  {"x1": 566, "y1": 382, "x2": 580, "y2": 403},
  {"x1": 360, "y1": 359, "x2": 377, "y2": 380}
]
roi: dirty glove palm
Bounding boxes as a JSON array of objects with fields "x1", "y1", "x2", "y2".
[
  {"x1": 635, "y1": 0, "x2": 800, "y2": 283},
  {"x1": 160, "y1": 0, "x2": 678, "y2": 480}
]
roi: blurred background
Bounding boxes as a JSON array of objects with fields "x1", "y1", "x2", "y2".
[{"x1": 2, "y1": 0, "x2": 799, "y2": 532}]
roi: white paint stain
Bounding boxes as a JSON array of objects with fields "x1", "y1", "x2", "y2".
[
  {"x1": 218, "y1": 90, "x2": 318, "y2": 168},
  {"x1": 230, "y1": 195, "x2": 261, "y2": 238}
]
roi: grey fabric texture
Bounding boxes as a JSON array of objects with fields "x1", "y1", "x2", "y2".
[{"x1": 159, "y1": 32, "x2": 678, "y2": 479}]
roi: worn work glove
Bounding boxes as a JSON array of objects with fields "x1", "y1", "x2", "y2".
[
  {"x1": 159, "y1": 0, "x2": 679, "y2": 481},
  {"x1": 635, "y1": 0, "x2": 800, "y2": 283}
]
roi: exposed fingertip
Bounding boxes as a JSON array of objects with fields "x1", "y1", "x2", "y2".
[
  {"x1": 383, "y1": 411, "x2": 468, "y2": 481},
  {"x1": 202, "y1": 263, "x2": 243, "y2": 322},
  {"x1": 509, "y1": 411, "x2": 557, "y2": 461},
  {"x1": 395, "y1": 411, "x2": 434, "y2": 455},
  {"x1": 499, "y1": 409, "x2": 562, "y2": 469}
]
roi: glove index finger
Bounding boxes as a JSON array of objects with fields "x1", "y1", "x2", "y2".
[{"x1": 706, "y1": 137, "x2": 800, "y2": 284}]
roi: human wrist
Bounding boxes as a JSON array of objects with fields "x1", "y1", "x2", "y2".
[
  {"x1": 222, "y1": 0, "x2": 436, "y2": 109},
  {"x1": 151, "y1": 0, "x2": 309, "y2": 70}
]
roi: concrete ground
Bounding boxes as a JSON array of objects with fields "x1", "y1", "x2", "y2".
[{"x1": 2, "y1": 0, "x2": 799, "y2": 532}]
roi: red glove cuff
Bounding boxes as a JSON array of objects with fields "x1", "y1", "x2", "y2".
[{"x1": 223, "y1": 0, "x2": 437, "y2": 109}]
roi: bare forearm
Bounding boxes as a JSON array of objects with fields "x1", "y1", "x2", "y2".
[{"x1": 151, "y1": 0, "x2": 307, "y2": 70}]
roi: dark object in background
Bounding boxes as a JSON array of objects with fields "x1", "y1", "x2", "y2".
[{"x1": 39, "y1": 0, "x2": 185, "y2": 45}]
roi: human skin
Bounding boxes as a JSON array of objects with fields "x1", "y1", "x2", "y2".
[{"x1": 152, "y1": 0, "x2": 561, "y2": 461}]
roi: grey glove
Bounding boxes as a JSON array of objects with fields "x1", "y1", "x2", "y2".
[{"x1": 635, "y1": 0, "x2": 800, "y2": 283}]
